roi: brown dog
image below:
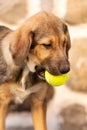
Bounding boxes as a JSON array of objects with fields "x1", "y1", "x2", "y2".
[{"x1": 0, "y1": 11, "x2": 71, "y2": 130}]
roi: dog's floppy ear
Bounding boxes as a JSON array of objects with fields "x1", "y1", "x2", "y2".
[{"x1": 10, "y1": 28, "x2": 33, "y2": 66}]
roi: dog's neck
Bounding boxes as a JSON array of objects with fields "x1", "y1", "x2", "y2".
[
  {"x1": 0, "y1": 32, "x2": 23, "y2": 83},
  {"x1": 1, "y1": 33, "x2": 19, "y2": 70}
]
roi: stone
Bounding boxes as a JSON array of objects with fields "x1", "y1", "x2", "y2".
[{"x1": 67, "y1": 38, "x2": 87, "y2": 92}]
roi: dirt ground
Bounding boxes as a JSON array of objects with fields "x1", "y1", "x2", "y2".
[
  {"x1": 6, "y1": 86, "x2": 87, "y2": 130},
  {"x1": 6, "y1": 127, "x2": 33, "y2": 130}
]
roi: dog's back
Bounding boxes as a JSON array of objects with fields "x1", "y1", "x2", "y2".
[{"x1": 0, "y1": 26, "x2": 21, "y2": 84}]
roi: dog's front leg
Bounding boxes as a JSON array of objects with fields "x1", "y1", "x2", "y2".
[
  {"x1": 31, "y1": 100, "x2": 47, "y2": 130},
  {"x1": 30, "y1": 83, "x2": 48, "y2": 130},
  {"x1": 0, "y1": 103, "x2": 9, "y2": 130},
  {"x1": 0, "y1": 84, "x2": 13, "y2": 130}
]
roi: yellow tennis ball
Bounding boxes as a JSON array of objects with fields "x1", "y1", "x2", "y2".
[{"x1": 45, "y1": 71, "x2": 69, "y2": 86}]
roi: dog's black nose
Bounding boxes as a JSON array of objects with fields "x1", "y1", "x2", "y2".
[{"x1": 59, "y1": 62, "x2": 70, "y2": 74}]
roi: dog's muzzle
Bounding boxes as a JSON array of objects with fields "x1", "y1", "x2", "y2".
[{"x1": 59, "y1": 61, "x2": 70, "y2": 74}]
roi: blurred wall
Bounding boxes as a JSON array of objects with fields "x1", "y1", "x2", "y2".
[{"x1": 0, "y1": 0, "x2": 87, "y2": 91}]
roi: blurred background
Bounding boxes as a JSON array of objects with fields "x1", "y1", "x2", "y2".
[{"x1": 0, "y1": 0, "x2": 87, "y2": 130}]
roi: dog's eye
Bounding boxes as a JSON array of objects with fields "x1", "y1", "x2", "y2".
[
  {"x1": 42, "y1": 43, "x2": 52, "y2": 49},
  {"x1": 63, "y1": 39, "x2": 66, "y2": 48},
  {"x1": 30, "y1": 43, "x2": 36, "y2": 49},
  {"x1": 26, "y1": 56, "x2": 29, "y2": 61}
]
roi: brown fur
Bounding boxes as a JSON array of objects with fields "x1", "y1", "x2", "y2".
[{"x1": 0, "y1": 11, "x2": 71, "y2": 130}]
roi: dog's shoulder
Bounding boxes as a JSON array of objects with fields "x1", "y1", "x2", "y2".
[{"x1": 0, "y1": 26, "x2": 12, "y2": 40}]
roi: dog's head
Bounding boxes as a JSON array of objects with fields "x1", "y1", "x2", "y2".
[{"x1": 11, "y1": 11, "x2": 71, "y2": 79}]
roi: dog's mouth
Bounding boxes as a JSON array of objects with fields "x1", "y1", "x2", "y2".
[{"x1": 35, "y1": 67, "x2": 45, "y2": 80}]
